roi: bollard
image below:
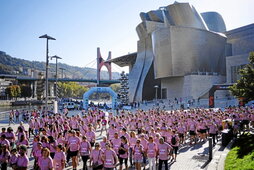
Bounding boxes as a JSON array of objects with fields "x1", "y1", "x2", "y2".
[{"x1": 208, "y1": 137, "x2": 213, "y2": 160}]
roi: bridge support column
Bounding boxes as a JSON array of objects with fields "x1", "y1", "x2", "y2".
[{"x1": 97, "y1": 47, "x2": 112, "y2": 86}]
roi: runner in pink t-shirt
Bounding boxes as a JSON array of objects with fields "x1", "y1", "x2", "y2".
[
  {"x1": 90, "y1": 142, "x2": 104, "y2": 170},
  {"x1": 86, "y1": 124, "x2": 96, "y2": 147},
  {"x1": 67, "y1": 130, "x2": 81, "y2": 170},
  {"x1": 16, "y1": 145, "x2": 29, "y2": 169},
  {"x1": 103, "y1": 143, "x2": 118, "y2": 169},
  {"x1": 111, "y1": 133, "x2": 121, "y2": 155},
  {"x1": 147, "y1": 137, "x2": 157, "y2": 170},
  {"x1": 133, "y1": 139, "x2": 144, "y2": 170},
  {"x1": 169, "y1": 130, "x2": 180, "y2": 161},
  {"x1": 53, "y1": 145, "x2": 66, "y2": 170},
  {"x1": 80, "y1": 136, "x2": 91, "y2": 170},
  {"x1": 158, "y1": 137, "x2": 172, "y2": 170},
  {"x1": 38, "y1": 148, "x2": 53, "y2": 170},
  {"x1": 9, "y1": 148, "x2": 18, "y2": 168},
  {"x1": 119, "y1": 136, "x2": 129, "y2": 170}
]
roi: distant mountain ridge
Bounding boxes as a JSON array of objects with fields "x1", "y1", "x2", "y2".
[{"x1": 0, "y1": 51, "x2": 120, "y2": 79}]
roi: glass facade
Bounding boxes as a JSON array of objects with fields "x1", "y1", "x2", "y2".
[{"x1": 231, "y1": 65, "x2": 245, "y2": 83}]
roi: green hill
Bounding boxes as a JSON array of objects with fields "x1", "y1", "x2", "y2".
[{"x1": 0, "y1": 51, "x2": 119, "y2": 79}]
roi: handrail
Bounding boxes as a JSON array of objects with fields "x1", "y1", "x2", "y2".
[{"x1": 0, "y1": 111, "x2": 10, "y2": 121}]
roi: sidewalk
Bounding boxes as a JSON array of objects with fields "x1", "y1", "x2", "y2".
[{"x1": 0, "y1": 111, "x2": 224, "y2": 170}]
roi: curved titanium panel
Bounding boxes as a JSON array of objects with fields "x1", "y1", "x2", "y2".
[
  {"x1": 128, "y1": 36, "x2": 154, "y2": 102},
  {"x1": 134, "y1": 37, "x2": 154, "y2": 102},
  {"x1": 128, "y1": 40, "x2": 146, "y2": 102},
  {"x1": 166, "y1": 3, "x2": 208, "y2": 30},
  {"x1": 152, "y1": 26, "x2": 227, "y2": 79},
  {"x1": 136, "y1": 22, "x2": 147, "y2": 39},
  {"x1": 147, "y1": 10, "x2": 164, "y2": 23},
  {"x1": 201, "y1": 12, "x2": 226, "y2": 32}
]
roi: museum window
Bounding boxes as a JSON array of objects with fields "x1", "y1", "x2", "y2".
[
  {"x1": 161, "y1": 88, "x2": 167, "y2": 99},
  {"x1": 231, "y1": 65, "x2": 245, "y2": 83}
]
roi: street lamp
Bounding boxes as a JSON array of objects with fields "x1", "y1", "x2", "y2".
[
  {"x1": 50, "y1": 55, "x2": 62, "y2": 98},
  {"x1": 39, "y1": 34, "x2": 56, "y2": 113},
  {"x1": 154, "y1": 85, "x2": 159, "y2": 101}
]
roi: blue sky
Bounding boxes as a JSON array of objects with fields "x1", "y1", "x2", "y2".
[{"x1": 0, "y1": 0, "x2": 253, "y2": 72}]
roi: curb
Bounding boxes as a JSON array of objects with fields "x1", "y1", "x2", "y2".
[{"x1": 206, "y1": 139, "x2": 235, "y2": 170}]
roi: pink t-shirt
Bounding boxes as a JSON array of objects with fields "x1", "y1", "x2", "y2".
[
  {"x1": 133, "y1": 144, "x2": 144, "y2": 160},
  {"x1": 34, "y1": 149, "x2": 42, "y2": 159},
  {"x1": 108, "y1": 128, "x2": 116, "y2": 140},
  {"x1": 0, "y1": 151, "x2": 10, "y2": 163},
  {"x1": 49, "y1": 141, "x2": 57, "y2": 153},
  {"x1": 53, "y1": 151, "x2": 66, "y2": 170},
  {"x1": 80, "y1": 141, "x2": 91, "y2": 156},
  {"x1": 0, "y1": 139, "x2": 10, "y2": 148},
  {"x1": 68, "y1": 136, "x2": 80, "y2": 151},
  {"x1": 16, "y1": 139, "x2": 29, "y2": 146},
  {"x1": 100, "y1": 141, "x2": 106, "y2": 151},
  {"x1": 9, "y1": 154, "x2": 18, "y2": 164},
  {"x1": 104, "y1": 149, "x2": 117, "y2": 168},
  {"x1": 86, "y1": 131, "x2": 96, "y2": 142},
  {"x1": 91, "y1": 149, "x2": 103, "y2": 165},
  {"x1": 57, "y1": 137, "x2": 66, "y2": 146},
  {"x1": 147, "y1": 142, "x2": 157, "y2": 158},
  {"x1": 129, "y1": 137, "x2": 137, "y2": 149},
  {"x1": 158, "y1": 143, "x2": 172, "y2": 160},
  {"x1": 140, "y1": 139, "x2": 148, "y2": 150},
  {"x1": 111, "y1": 138, "x2": 121, "y2": 153},
  {"x1": 38, "y1": 157, "x2": 53, "y2": 170},
  {"x1": 5, "y1": 132, "x2": 15, "y2": 143},
  {"x1": 16, "y1": 155, "x2": 29, "y2": 168}
]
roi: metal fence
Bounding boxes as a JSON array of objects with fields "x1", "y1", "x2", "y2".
[{"x1": 0, "y1": 111, "x2": 10, "y2": 121}]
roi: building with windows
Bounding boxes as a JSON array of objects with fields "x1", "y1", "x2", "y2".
[
  {"x1": 225, "y1": 24, "x2": 254, "y2": 83},
  {"x1": 110, "y1": 2, "x2": 254, "y2": 102}
]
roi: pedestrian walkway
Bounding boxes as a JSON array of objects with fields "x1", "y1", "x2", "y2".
[{"x1": 0, "y1": 110, "x2": 224, "y2": 170}]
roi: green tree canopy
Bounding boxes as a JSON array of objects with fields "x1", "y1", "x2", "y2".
[
  {"x1": 20, "y1": 85, "x2": 32, "y2": 99},
  {"x1": 57, "y1": 82, "x2": 88, "y2": 98},
  {"x1": 230, "y1": 52, "x2": 254, "y2": 103},
  {"x1": 5, "y1": 85, "x2": 21, "y2": 99}
]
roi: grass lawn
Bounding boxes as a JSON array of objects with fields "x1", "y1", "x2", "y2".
[{"x1": 225, "y1": 133, "x2": 254, "y2": 170}]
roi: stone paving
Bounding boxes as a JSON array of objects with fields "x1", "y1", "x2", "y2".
[{"x1": 0, "y1": 110, "x2": 224, "y2": 170}]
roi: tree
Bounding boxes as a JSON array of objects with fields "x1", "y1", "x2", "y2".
[
  {"x1": 230, "y1": 52, "x2": 254, "y2": 103},
  {"x1": 5, "y1": 85, "x2": 21, "y2": 100},
  {"x1": 20, "y1": 85, "x2": 32, "y2": 100},
  {"x1": 110, "y1": 83, "x2": 121, "y2": 93},
  {"x1": 57, "y1": 82, "x2": 88, "y2": 98}
]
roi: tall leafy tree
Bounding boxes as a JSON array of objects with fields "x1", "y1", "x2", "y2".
[
  {"x1": 230, "y1": 52, "x2": 254, "y2": 103},
  {"x1": 5, "y1": 85, "x2": 21, "y2": 100},
  {"x1": 57, "y1": 82, "x2": 88, "y2": 98},
  {"x1": 20, "y1": 85, "x2": 32, "y2": 100}
]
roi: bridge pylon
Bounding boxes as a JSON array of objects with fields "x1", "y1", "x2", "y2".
[{"x1": 97, "y1": 47, "x2": 112, "y2": 86}]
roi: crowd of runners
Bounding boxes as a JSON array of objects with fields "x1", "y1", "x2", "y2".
[{"x1": 0, "y1": 106, "x2": 253, "y2": 170}]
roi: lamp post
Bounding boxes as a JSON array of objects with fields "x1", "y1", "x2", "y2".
[
  {"x1": 50, "y1": 55, "x2": 62, "y2": 98},
  {"x1": 154, "y1": 85, "x2": 159, "y2": 101},
  {"x1": 39, "y1": 34, "x2": 56, "y2": 113}
]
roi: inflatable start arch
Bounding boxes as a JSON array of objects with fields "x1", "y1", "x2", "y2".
[{"x1": 83, "y1": 87, "x2": 118, "y2": 110}]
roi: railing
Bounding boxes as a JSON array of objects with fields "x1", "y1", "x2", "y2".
[{"x1": 0, "y1": 111, "x2": 10, "y2": 121}]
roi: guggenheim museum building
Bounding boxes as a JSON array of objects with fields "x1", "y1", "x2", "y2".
[{"x1": 109, "y1": 2, "x2": 254, "y2": 102}]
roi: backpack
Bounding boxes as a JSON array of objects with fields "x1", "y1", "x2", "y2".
[
  {"x1": 171, "y1": 136, "x2": 176, "y2": 145},
  {"x1": 118, "y1": 143, "x2": 126, "y2": 155}
]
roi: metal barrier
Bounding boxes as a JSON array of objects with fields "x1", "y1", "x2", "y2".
[{"x1": 0, "y1": 111, "x2": 10, "y2": 121}]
